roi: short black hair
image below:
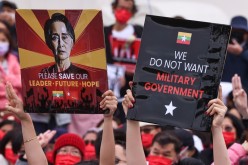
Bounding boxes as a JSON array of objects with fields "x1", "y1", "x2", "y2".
[
  {"x1": 44, "y1": 13, "x2": 75, "y2": 50},
  {"x1": 152, "y1": 131, "x2": 182, "y2": 154},
  {"x1": 0, "y1": 127, "x2": 23, "y2": 156},
  {"x1": 112, "y1": 0, "x2": 138, "y2": 15},
  {"x1": 0, "y1": 1, "x2": 17, "y2": 10},
  {"x1": 0, "y1": 119, "x2": 19, "y2": 130}
]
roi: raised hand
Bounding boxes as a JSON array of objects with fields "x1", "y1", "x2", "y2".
[
  {"x1": 38, "y1": 130, "x2": 57, "y2": 148},
  {"x1": 232, "y1": 74, "x2": 248, "y2": 118},
  {"x1": 227, "y1": 39, "x2": 243, "y2": 55},
  {"x1": 206, "y1": 86, "x2": 227, "y2": 128},
  {"x1": 100, "y1": 90, "x2": 118, "y2": 117},
  {"x1": 5, "y1": 82, "x2": 30, "y2": 121},
  {"x1": 122, "y1": 89, "x2": 135, "y2": 116}
]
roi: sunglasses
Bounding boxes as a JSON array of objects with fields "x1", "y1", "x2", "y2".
[{"x1": 85, "y1": 140, "x2": 95, "y2": 145}]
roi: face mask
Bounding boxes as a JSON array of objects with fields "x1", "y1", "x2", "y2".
[
  {"x1": 5, "y1": 148, "x2": 19, "y2": 164},
  {"x1": 8, "y1": 13, "x2": 15, "y2": 20},
  {"x1": 223, "y1": 131, "x2": 236, "y2": 146},
  {"x1": 84, "y1": 144, "x2": 96, "y2": 160},
  {"x1": 0, "y1": 129, "x2": 5, "y2": 140},
  {"x1": 147, "y1": 155, "x2": 173, "y2": 165},
  {"x1": 0, "y1": 42, "x2": 9, "y2": 56},
  {"x1": 141, "y1": 133, "x2": 154, "y2": 148},
  {"x1": 45, "y1": 151, "x2": 54, "y2": 164},
  {"x1": 55, "y1": 154, "x2": 81, "y2": 165},
  {"x1": 114, "y1": 8, "x2": 132, "y2": 24}
]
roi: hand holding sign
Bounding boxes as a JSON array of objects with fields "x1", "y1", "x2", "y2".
[
  {"x1": 206, "y1": 86, "x2": 227, "y2": 128},
  {"x1": 100, "y1": 90, "x2": 118, "y2": 118}
]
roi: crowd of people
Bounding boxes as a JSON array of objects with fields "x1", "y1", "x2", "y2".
[{"x1": 0, "y1": 0, "x2": 247, "y2": 165}]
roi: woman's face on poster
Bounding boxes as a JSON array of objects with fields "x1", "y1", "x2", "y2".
[{"x1": 50, "y1": 21, "x2": 73, "y2": 61}]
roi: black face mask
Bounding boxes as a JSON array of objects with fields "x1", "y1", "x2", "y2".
[{"x1": 230, "y1": 30, "x2": 245, "y2": 44}]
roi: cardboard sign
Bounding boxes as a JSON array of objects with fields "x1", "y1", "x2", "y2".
[
  {"x1": 15, "y1": 10, "x2": 108, "y2": 113},
  {"x1": 127, "y1": 15, "x2": 231, "y2": 131}
]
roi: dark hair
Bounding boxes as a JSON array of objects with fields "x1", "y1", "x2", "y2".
[
  {"x1": 112, "y1": 0, "x2": 138, "y2": 15},
  {"x1": 0, "y1": 29, "x2": 14, "y2": 57},
  {"x1": 152, "y1": 131, "x2": 182, "y2": 154},
  {"x1": 225, "y1": 113, "x2": 245, "y2": 140},
  {"x1": 83, "y1": 130, "x2": 98, "y2": 139},
  {"x1": 44, "y1": 13, "x2": 75, "y2": 50},
  {"x1": 0, "y1": 127, "x2": 23, "y2": 156},
  {"x1": 94, "y1": 129, "x2": 126, "y2": 159},
  {"x1": 0, "y1": 120, "x2": 19, "y2": 131},
  {"x1": 179, "y1": 157, "x2": 205, "y2": 165},
  {"x1": 0, "y1": 1, "x2": 17, "y2": 10}
]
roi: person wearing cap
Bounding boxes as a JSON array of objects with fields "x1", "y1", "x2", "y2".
[
  {"x1": 52, "y1": 133, "x2": 85, "y2": 165},
  {"x1": 222, "y1": 16, "x2": 248, "y2": 93},
  {"x1": 174, "y1": 129, "x2": 200, "y2": 160}
]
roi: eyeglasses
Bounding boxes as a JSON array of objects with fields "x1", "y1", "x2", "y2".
[{"x1": 85, "y1": 140, "x2": 95, "y2": 145}]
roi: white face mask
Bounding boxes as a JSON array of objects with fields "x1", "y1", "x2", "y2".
[
  {"x1": 0, "y1": 42, "x2": 9, "y2": 56},
  {"x1": 9, "y1": 13, "x2": 15, "y2": 20}
]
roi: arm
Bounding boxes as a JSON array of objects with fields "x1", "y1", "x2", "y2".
[
  {"x1": 5, "y1": 82, "x2": 48, "y2": 165},
  {"x1": 206, "y1": 86, "x2": 231, "y2": 165},
  {"x1": 122, "y1": 88, "x2": 147, "y2": 165},
  {"x1": 232, "y1": 74, "x2": 248, "y2": 118},
  {"x1": 99, "y1": 90, "x2": 118, "y2": 165}
]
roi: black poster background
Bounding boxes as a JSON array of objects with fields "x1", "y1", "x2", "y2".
[{"x1": 127, "y1": 15, "x2": 231, "y2": 131}]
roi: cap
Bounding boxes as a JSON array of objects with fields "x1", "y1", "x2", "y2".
[
  {"x1": 53, "y1": 133, "x2": 85, "y2": 160},
  {"x1": 139, "y1": 122, "x2": 157, "y2": 127},
  {"x1": 231, "y1": 16, "x2": 248, "y2": 31},
  {"x1": 174, "y1": 129, "x2": 194, "y2": 149}
]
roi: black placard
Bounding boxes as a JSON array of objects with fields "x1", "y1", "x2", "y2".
[{"x1": 127, "y1": 15, "x2": 231, "y2": 132}]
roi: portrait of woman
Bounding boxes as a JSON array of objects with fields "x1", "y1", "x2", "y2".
[{"x1": 42, "y1": 13, "x2": 89, "y2": 76}]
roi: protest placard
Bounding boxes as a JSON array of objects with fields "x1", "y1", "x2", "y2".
[
  {"x1": 16, "y1": 10, "x2": 108, "y2": 113},
  {"x1": 127, "y1": 15, "x2": 231, "y2": 131}
]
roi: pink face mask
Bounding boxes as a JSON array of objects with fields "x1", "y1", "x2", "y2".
[
  {"x1": 114, "y1": 8, "x2": 132, "y2": 24},
  {"x1": 55, "y1": 154, "x2": 81, "y2": 165}
]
